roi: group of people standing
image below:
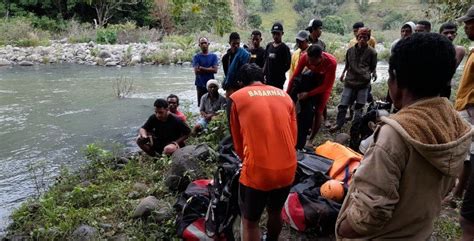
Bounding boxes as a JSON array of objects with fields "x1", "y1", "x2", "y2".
[{"x1": 136, "y1": 6, "x2": 474, "y2": 240}]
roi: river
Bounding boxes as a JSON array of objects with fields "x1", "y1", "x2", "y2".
[{"x1": 0, "y1": 63, "x2": 392, "y2": 232}]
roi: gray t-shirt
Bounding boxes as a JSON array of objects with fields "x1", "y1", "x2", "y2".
[{"x1": 200, "y1": 93, "x2": 226, "y2": 114}]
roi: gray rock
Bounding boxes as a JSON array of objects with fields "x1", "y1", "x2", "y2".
[
  {"x1": 152, "y1": 205, "x2": 173, "y2": 223},
  {"x1": 166, "y1": 144, "x2": 214, "y2": 191},
  {"x1": 99, "y1": 50, "x2": 112, "y2": 59},
  {"x1": 132, "y1": 182, "x2": 148, "y2": 194},
  {"x1": 182, "y1": 61, "x2": 191, "y2": 67},
  {"x1": 335, "y1": 133, "x2": 351, "y2": 145},
  {"x1": 70, "y1": 225, "x2": 98, "y2": 241},
  {"x1": 105, "y1": 61, "x2": 118, "y2": 67},
  {"x1": 5, "y1": 235, "x2": 30, "y2": 241},
  {"x1": 59, "y1": 38, "x2": 68, "y2": 44},
  {"x1": 130, "y1": 55, "x2": 142, "y2": 64},
  {"x1": 132, "y1": 196, "x2": 159, "y2": 218},
  {"x1": 80, "y1": 180, "x2": 92, "y2": 187},
  {"x1": 19, "y1": 61, "x2": 34, "y2": 66},
  {"x1": 87, "y1": 41, "x2": 96, "y2": 48},
  {"x1": 0, "y1": 58, "x2": 11, "y2": 66}
]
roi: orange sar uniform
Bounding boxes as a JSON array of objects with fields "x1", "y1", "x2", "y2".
[
  {"x1": 287, "y1": 51, "x2": 337, "y2": 113},
  {"x1": 229, "y1": 83, "x2": 297, "y2": 191}
]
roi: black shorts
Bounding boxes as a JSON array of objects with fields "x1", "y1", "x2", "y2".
[
  {"x1": 238, "y1": 183, "x2": 291, "y2": 222},
  {"x1": 461, "y1": 155, "x2": 474, "y2": 222}
]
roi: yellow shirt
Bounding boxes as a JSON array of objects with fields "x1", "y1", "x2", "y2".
[
  {"x1": 349, "y1": 36, "x2": 377, "y2": 49},
  {"x1": 290, "y1": 48, "x2": 308, "y2": 78},
  {"x1": 455, "y1": 49, "x2": 474, "y2": 111}
]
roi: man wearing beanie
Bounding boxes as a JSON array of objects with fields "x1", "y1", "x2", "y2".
[{"x1": 331, "y1": 27, "x2": 377, "y2": 132}]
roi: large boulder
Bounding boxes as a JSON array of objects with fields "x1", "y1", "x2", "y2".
[
  {"x1": 70, "y1": 225, "x2": 98, "y2": 241},
  {"x1": 18, "y1": 61, "x2": 34, "y2": 66},
  {"x1": 98, "y1": 50, "x2": 112, "y2": 59},
  {"x1": 131, "y1": 196, "x2": 159, "y2": 219},
  {"x1": 165, "y1": 144, "x2": 216, "y2": 192},
  {"x1": 0, "y1": 58, "x2": 12, "y2": 66}
]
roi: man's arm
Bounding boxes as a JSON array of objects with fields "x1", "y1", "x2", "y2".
[
  {"x1": 199, "y1": 55, "x2": 219, "y2": 73},
  {"x1": 370, "y1": 51, "x2": 378, "y2": 81},
  {"x1": 139, "y1": 128, "x2": 148, "y2": 138},
  {"x1": 287, "y1": 54, "x2": 307, "y2": 94},
  {"x1": 455, "y1": 46, "x2": 466, "y2": 68},
  {"x1": 283, "y1": 45, "x2": 291, "y2": 72},
  {"x1": 175, "y1": 121, "x2": 191, "y2": 146},
  {"x1": 340, "y1": 50, "x2": 349, "y2": 82},
  {"x1": 229, "y1": 101, "x2": 244, "y2": 159},
  {"x1": 307, "y1": 60, "x2": 337, "y2": 96}
]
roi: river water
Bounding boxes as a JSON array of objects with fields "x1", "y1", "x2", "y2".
[{"x1": 0, "y1": 63, "x2": 393, "y2": 232}]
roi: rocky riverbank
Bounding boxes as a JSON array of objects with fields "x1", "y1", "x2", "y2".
[{"x1": 0, "y1": 40, "x2": 229, "y2": 67}]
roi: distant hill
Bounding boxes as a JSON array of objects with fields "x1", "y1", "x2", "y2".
[{"x1": 235, "y1": 0, "x2": 430, "y2": 33}]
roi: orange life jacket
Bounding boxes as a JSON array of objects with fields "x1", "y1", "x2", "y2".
[{"x1": 315, "y1": 141, "x2": 363, "y2": 185}]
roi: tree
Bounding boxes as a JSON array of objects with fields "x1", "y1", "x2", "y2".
[
  {"x1": 151, "y1": 0, "x2": 173, "y2": 33},
  {"x1": 83, "y1": 0, "x2": 139, "y2": 27},
  {"x1": 247, "y1": 13, "x2": 261, "y2": 29},
  {"x1": 261, "y1": 0, "x2": 273, "y2": 12},
  {"x1": 324, "y1": 15, "x2": 345, "y2": 35},
  {"x1": 427, "y1": 0, "x2": 473, "y2": 22}
]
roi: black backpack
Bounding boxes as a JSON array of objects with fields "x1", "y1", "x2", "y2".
[{"x1": 205, "y1": 136, "x2": 241, "y2": 240}]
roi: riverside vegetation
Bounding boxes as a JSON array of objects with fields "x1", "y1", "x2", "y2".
[{"x1": 4, "y1": 79, "x2": 464, "y2": 240}]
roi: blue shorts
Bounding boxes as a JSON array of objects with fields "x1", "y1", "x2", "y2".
[{"x1": 197, "y1": 117, "x2": 209, "y2": 129}]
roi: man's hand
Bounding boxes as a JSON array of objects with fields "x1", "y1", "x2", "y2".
[
  {"x1": 339, "y1": 74, "x2": 345, "y2": 82},
  {"x1": 297, "y1": 92, "x2": 309, "y2": 100},
  {"x1": 372, "y1": 72, "x2": 377, "y2": 82},
  {"x1": 205, "y1": 113, "x2": 214, "y2": 121}
]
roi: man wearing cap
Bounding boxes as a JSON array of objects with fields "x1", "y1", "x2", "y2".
[
  {"x1": 456, "y1": 5, "x2": 474, "y2": 240},
  {"x1": 331, "y1": 27, "x2": 377, "y2": 132},
  {"x1": 222, "y1": 32, "x2": 251, "y2": 97},
  {"x1": 349, "y1": 22, "x2": 377, "y2": 49},
  {"x1": 290, "y1": 30, "x2": 310, "y2": 77},
  {"x1": 263, "y1": 22, "x2": 291, "y2": 89},
  {"x1": 192, "y1": 79, "x2": 226, "y2": 135},
  {"x1": 306, "y1": 19, "x2": 326, "y2": 51},
  {"x1": 192, "y1": 37, "x2": 218, "y2": 107}
]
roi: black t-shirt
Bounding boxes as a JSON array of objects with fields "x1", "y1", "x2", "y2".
[
  {"x1": 249, "y1": 47, "x2": 266, "y2": 68},
  {"x1": 264, "y1": 42, "x2": 291, "y2": 89},
  {"x1": 141, "y1": 114, "x2": 191, "y2": 153}
]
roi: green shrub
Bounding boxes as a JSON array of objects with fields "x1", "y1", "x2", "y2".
[
  {"x1": 324, "y1": 15, "x2": 345, "y2": 35},
  {"x1": 248, "y1": 13, "x2": 262, "y2": 29},
  {"x1": 382, "y1": 11, "x2": 405, "y2": 30},
  {"x1": 261, "y1": 0, "x2": 274, "y2": 12},
  {"x1": 293, "y1": 0, "x2": 313, "y2": 13},
  {"x1": 65, "y1": 20, "x2": 96, "y2": 44},
  {"x1": 358, "y1": 0, "x2": 369, "y2": 13},
  {"x1": 0, "y1": 17, "x2": 50, "y2": 47},
  {"x1": 31, "y1": 16, "x2": 68, "y2": 33},
  {"x1": 96, "y1": 28, "x2": 117, "y2": 44}
]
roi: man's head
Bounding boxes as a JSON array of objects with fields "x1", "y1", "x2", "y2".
[
  {"x1": 229, "y1": 32, "x2": 241, "y2": 53},
  {"x1": 198, "y1": 37, "x2": 209, "y2": 53},
  {"x1": 388, "y1": 33, "x2": 456, "y2": 109},
  {"x1": 357, "y1": 27, "x2": 370, "y2": 47},
  {"x1": 457, "y1": 6, "x2": 474, "y2": 41},
  {"x1": 307, "y1": 44, "x2": 323, "y2": 66},
  {"x1": 415, "y1": 20, "x2": 431, "y2": 33},
  {"x1": 251, "y1": 30, "x2": 262, "y2": 48},
  {"x1": 352, "y1": 22, "x2": 364, "y2": 37},
  {"x1": 306, "y1": 19, "x2": 323, "y2": 40},
  {"x1": 400, "y1": 22, "x2": 416, "y2": 39},
  {"x1": 167, "y1": 94, "x2": 179, "y2": 113},
  {"x1": 153, "y1": 98, "x2": 169, "y2": 121},
  {"x1": 271, "y1": 23, "x2": 284, "y2": 43},
  {"x1": 206, "y1": 79, "x2": 220, "y2": 95},
  {"x1": 236, "y1": 63, "x2": 264, "y2": 87},
  {"x1": 295, "y1": 30, "x2": 309, "y2": 50},
  {"x1": 439, "y1": 22, "x2": 458, "y2": 42}
]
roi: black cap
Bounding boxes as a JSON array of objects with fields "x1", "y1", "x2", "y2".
[
  {"x1": 305, "y1": 19, "x2": 323, "y2": 31},
  {"x1": 271, "y1": 23, "x2": 284, "y2": 33}
]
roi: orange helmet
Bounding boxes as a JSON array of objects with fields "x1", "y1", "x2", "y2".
[{"x1": 320, "y1": 180, "x2": 345, "y2": 202}]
